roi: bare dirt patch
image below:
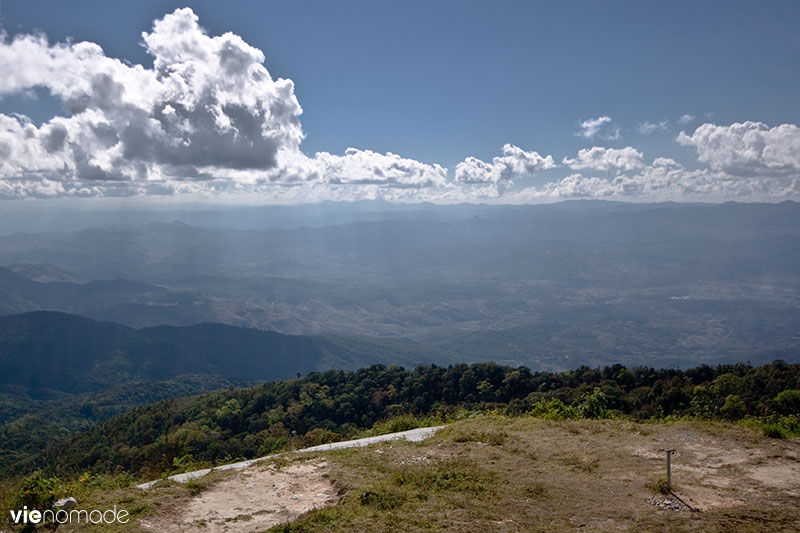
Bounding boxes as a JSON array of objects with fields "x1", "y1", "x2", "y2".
[
  {"x1": 629, "y1": 424, "x2": 800, "y2": 512},
  {"x1": 144, "y1": 460, "x2": 337, "y2": 533}
]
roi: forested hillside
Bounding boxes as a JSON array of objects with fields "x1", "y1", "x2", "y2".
[
  {"x1": 30, "y1": 360, "x2": 800, "y2": 477},
  {"x1": 0, "y1": 312, "x2": 319, "y2": 393},
  {"x1": 0, "y1": 311, "x2": 447, "y2": 394},
  {"x1": 0, "y1": 312, "x2": 447, "y2": 470}
]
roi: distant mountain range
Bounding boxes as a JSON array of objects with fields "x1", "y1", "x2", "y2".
[
  {"x1": 7, "y1": 263, "x2": 82, "y2": 283},
  {"x1": 0, "y1": 266, "x2": 164, "y2": 317},
  {"x1": 0, "y1": 311, "x2": 445, "y2": 395},
  {"x1": 2, "y1": 201, "x2": 800, "y2": 373},
  {"x1": 2, "y1": 202, "x2": 800, "y2": 284}
]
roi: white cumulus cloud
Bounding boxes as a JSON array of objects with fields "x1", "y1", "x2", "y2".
[
  {"x1": 0, "y1": 9, "x2": 447, "y2": 200},
  {"x1": 562, "y1": 146, "x2": 645, "y2": 173},
  {"x1": 576, "y1": 116, "x2": 620, "y2": 141},
  {"x1": 0, "y1": 7, "x2": 305, "y2": 195},
  {"x1": 0, "y1": 8, "x2": 797, "y2": 204},
  {"x1": 677, "y1": 121, "x2": 800, "y2": 176},
  {"x1": 637, "y1": 120, "x2": 668, "y2": 135},
  {"x1": 313, "y1": 148, "x2": 449, "y2": 189},
  {"x1": 512, "y1": 168, "x2": 797, "y2": 203},
  {"x1": 454, "y1": 144, "x2": 556, "y2": 188},
  {"x1": 0, "y1": 8, "x2": 471, "y2": 200}
]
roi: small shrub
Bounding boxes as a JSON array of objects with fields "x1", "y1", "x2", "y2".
[
  {"x1": 270, "y1": 507, "x2": 344, "y2": 532},
  {"x1": 359, "y1": 488, "x2": 405, "y2": 510},
  {"x1": 7, "y1": 472, "x2": 63, "y2": 532},
  {"x1": 303, "y1": 428, "x2": 341, "y2": 447},
  {"x1": 761, "y1": 424, "x2": 788, "y2": 439},
  {"x1": 529, "y1": 398, "x2": 578, "y2": 420},
  {"x1": 12, "y1": 472, "x2": 61, "y2": 511},
  {"x1": 486, "y1": 430, "x2": 508, "y2": 446},
  {"x1": 185, "y1": 478, "x2": 206, "y2": 495},
  {"x1": 749, "y1": 414, "x2": 800, "y2": 439},
  {"x1": 577, "y1": 388, "x2": 610, "y2": 419},
  {"x1": 169, "y1": 453, "x2": 208, "y2": 475},
  {"x1": 369, "y1": 414, "x2": 436, "y2": 436},
  {"x1": 777, "y1": 414, "x2": 800, "y2": 436},
  {"x1": 646, "y1": 476, "x2": 671, "y2": 495}
]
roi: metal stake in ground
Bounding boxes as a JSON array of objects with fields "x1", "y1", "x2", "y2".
[
  {"x1": 664, "y1": 448, "x2": 676, "y2": 490},
  {"x1": 657, "y1": 447, "x2": 697, "y2": 512}
]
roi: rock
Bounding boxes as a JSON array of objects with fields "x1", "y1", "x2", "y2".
[
  {"x1": 647, "y1": 496, "x2": 688, "y2": 512},
  {"x1": 54, "y1": 497, "x2": 77, "y2": 510}
]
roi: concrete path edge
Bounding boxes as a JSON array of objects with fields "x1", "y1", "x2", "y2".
[{"x1": 136, "y1": 425, "x2": 445, "y2": 489}]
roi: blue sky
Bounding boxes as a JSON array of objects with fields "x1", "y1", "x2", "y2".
[{"x1": 0, "y1": 1, "x2": 799, "y2": 203}]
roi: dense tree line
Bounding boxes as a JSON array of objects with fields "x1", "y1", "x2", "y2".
[
  {"x1": 0, "y1": 375, "x2": 233, "y2": 470},
  {"x1": 33, "y1": 360, "x2": 800, "y2": 477}
]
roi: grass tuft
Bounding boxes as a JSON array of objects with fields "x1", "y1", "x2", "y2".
[
  {"x1": 522, "y1": 481, "x2": 550, "y2": 500},
  {"x1": 359, "y1": 487, "x2": 406, "y2": 509},
  {"x1": 392, "y1": 458, "x2": 496, "y2": 496},
  {"x1": 646, "y1": 476, "x2": 671, "y2": 495}
]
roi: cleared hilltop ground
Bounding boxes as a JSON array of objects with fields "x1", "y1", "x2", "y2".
[{"x1": 16, "y1": 415, "x2": 799, "y2": 533}]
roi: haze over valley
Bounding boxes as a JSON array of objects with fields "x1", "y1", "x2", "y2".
[{"x1": 2, "y1": 201, "x2": 799, "y2": 372}]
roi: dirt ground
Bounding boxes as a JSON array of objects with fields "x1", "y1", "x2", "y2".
[
  {"x1": 315, "y1": 418, "x2": 800, "y2": 532},
  {"x1": 629, "y1": 426, "x2": 800, "y2": 511},
  {"x1": 142, "y1": 460, "x2": 338, "y2": 532},
  {"x1": 129, "y1": 418, "x2": 800, "y2": 532}
]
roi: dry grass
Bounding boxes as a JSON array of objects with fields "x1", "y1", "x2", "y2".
[
  {"x1": 272, "y1": 416, "x2": 800, "y2": 532},
  {"x1": 20, "y1": 416, "x2": 799, "y2": 532}
]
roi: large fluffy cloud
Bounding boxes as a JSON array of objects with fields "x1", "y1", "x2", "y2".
[
  {"x1": 0, "y1": 8, "x2": 495, "y2": 200},
  {"x1": 677, "y1": 121, "x2": 800, "y2": 176},
  {"x1": 0, "y1": 8, "x2": 305, "y2": 194},
  {"x1": 0, "y1": 8, "x2": 457, "y2": 199}
]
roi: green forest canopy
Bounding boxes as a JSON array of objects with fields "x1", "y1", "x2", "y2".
[{"x1": 30, "y1": 360, "x2": 800, "y2": 477}]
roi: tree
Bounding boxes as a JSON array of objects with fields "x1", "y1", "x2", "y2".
[
  {"x1": 775, "y1": 389, "x2": 800, "y2": 415},
  {"x1": 690, "y1": 385, "x2": 716, "y2": 417},
  {"x1": 720, "y1": 394, "x2": 746, "y2": 420},
  {"x1": 578, "y1": 388, "x2": 609, "y2": 419}
]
